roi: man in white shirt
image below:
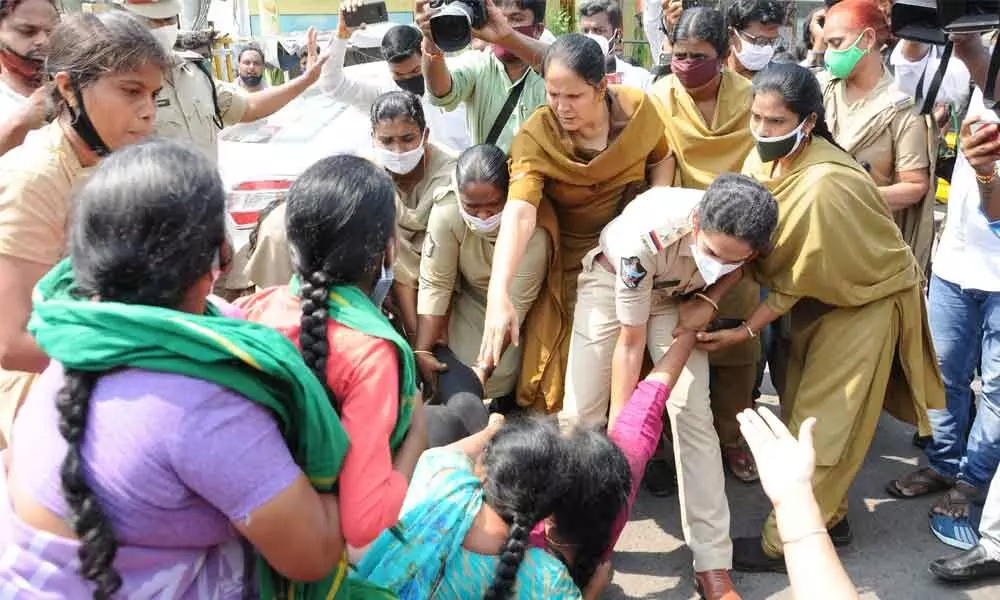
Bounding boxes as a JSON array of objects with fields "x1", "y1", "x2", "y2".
[
  {"x1": 888, "y1": 33, "x2": 1000, "y2": 554},
  {"x1": 319, "y1": 18, "x2": 471, "y2": 153},
  {"x1": 578, "y1": 0, "x2": 653, "y2": 90},
  {"x1": 0, "y1": 0, "x2": 58, "y2": 155}
]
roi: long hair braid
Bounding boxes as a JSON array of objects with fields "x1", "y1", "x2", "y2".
[
  {"x1": 298, "y1": 269, "x2": 333, "y2": 400},
  {"x1": 484, "y1": 512, "x2": 534, "y2": 600},
  {"x1": 56, "y1": 368, "x2": 122, "y2": 599}
]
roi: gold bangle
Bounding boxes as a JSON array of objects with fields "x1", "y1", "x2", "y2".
[
  {"x1": 975, "y1": 165, "x2": 998, "y2": 185},
  {"x1": 742, "y1": 321, "x2": 757, "y2": 339},
  {"x1": 781, "y1": 528, "x2": 828, "y2": 545},
  {"x1": 694, "y1": 292, "x2": 719, "y2": 312}
]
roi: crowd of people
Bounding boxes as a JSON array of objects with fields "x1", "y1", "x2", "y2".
[{"x1": 0, "y1": 0, "x2": 998, "y2": 598}]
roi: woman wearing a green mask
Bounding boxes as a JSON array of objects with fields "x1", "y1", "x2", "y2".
[
  {"x1": 694, "y1": 61, "x2": 944, "y2": 574},
  {"x1": 817, "y1": 0, "x2": 936, "y2": 276}
]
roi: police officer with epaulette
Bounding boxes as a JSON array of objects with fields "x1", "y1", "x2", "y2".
[{"x1": 115, "y1": 0, "x2": 327, "y2": 163}]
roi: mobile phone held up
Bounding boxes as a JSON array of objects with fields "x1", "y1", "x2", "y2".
[
  {"x1": 344, "y1": 1, "x2": 389, "y2": 28},
  {"x1": 682, "y1": 0, "x2": 703, "y2": 8}
]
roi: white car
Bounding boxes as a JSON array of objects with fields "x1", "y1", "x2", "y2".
[{"x1": 217, "y1": 61, "x2": 380, "y2": 252}]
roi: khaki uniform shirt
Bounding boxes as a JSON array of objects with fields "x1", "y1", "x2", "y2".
[
  {"x1": 599, "y1": 188, "x2": 707, "y2": 327},
  {"x1": 244, "y1": 202, "x2": 293, "y2": 289},
  {"x1": 418, "y1": 201, "x2": 549, "y2": 318},
  {"x1": 155, "y1": 51, "x2": 249, "y2": 162},
  {"x1": 0, "y1": 122, "x2": 92, "y2": 445},
  {"x1": 826, "y1": 79, "x2": 929, "y2": 188},
  {"x1": 394, "y1": 144, "x2": 458, "y2": 289}
]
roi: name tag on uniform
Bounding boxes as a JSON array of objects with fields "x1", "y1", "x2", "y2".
[
  {"x1": 157, "y1": 98, "x2": 171, "y2": 108},
  {"x1": 652, "y1": 279, "x2": 681, "y2": 290}
]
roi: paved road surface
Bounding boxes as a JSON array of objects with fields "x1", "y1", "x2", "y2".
[{"x1": 607, "y1": 390, "x2": 1000, "y2": 600}]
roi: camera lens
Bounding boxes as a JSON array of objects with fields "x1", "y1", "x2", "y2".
[{"x1": 430, "y1": 3, "x2": 474, "y2": 52}]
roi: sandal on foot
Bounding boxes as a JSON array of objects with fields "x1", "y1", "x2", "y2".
[
  {"x1": 931, "y1": 482, "x2": 980, "y2": 519},
  {"x1": 887, "y1": 467, "x2": 955, "y2": 499},
  {"x1": 723, "y1": 445, "x2": 759, "y2": 483}
]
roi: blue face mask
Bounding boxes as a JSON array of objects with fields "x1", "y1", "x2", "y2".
[{"x1": 370, "y1": 263, "x2": 394, "y2": 307}]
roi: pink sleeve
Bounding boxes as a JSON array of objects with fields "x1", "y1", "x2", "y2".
[
  {"x1": 209, "y1": 295, "x2": 246, "y2": 319},
  {"x1": 333, "y1": 338, "x2": 409, "y2": 548},
  {"x1": 603, "y1": 380, "x2": 671, "y2": 558}
]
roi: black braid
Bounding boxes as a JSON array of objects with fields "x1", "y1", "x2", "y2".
[
  {"x1": 298, "y1": 270, "x2": 335, "y2": 410},
  {"x1": 56, "y1": 368, "x2": 122, "y2": 599},
  {"x1": 484, "y1": 513, "x2": 532, "y2": 600}
]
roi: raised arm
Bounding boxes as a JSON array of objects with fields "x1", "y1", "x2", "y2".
[
  {"x1": 240, "y1": 28, "x2": 330, "y2": 123},
  {"x1": 317, "y1": 8, "x2": 389, "y2": 110}
]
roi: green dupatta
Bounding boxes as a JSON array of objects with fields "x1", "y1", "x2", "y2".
[{"x1": 29, "y1": 259, "x2": 395, "y2": 599}]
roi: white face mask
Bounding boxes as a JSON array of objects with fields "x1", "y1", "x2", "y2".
[
  {"x1": 458, "y1": 202, "x2": 503, "y2": 234},
  {"x1": 691, "y1": 242, "x2": 743, "y2": 285},
  {"x1": 734, "y1": 34, "x2": 776, "y2": 72},
  {"x1": 373, "y1": 141, "x2": 425, "y2": 175},
  {"x1": 151, "y1": 24, "x2": 179, "y2": 54}
]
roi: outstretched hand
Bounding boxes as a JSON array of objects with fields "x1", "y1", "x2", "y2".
[{"x1": 737, "y1": 407, "x2": 816, "y2": 508}]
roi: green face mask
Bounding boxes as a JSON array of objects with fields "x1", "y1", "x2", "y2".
[{"x1": 824, "y1": 31, "x2": 869, "y2": 79}]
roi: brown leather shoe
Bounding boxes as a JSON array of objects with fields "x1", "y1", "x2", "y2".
[{"x1": 694, "y1": 569, "x2": 742, "y2": 600}]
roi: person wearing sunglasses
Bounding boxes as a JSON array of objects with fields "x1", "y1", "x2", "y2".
[{"x1": 725, "y1": 0, "x2": 786, "y2": 80}]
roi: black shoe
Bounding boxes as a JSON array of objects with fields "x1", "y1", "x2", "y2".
[
  {"x1": 828, "y1": 518, "x2": 853, "y2": 547},
  {"x1": 642, "y1": 457, "x2": 677, "y2": 497},
  {"x1": 732, "y1": 537, "x2": 787, "y2": 573},
  {"x1": 913, "y1": 431, "x2": 932, "y2": 449},
  {"x1": 929, "y1": 545, "x2": 1000, "y2": 582}
]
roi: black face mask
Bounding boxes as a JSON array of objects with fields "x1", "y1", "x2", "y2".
[
  {"x1": 396, "y1": 75, "x2": 425, "y2": 97},
  {"x1": 240, "y1": 73, "x2": 264, "y2": 88},
  {"x1": 68, "y1": 87, "x2": 110, "y2": 157}
]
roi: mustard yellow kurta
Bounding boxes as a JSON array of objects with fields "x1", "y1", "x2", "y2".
[
  {"x1": 651, "y1": 68, "x2": 759, "y2": 446},
  {"x1": 818, "y1": 69, "x2": 937, "y2": 277},
  {"x1": 743, "y1": 137, "x2": 945, "y2": 556},
  {"x1": 508, "y1": 86, "x2": 671, "y2": 412}
]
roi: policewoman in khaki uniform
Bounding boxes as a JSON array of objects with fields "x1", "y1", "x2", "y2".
[
  {"x1": 560, "y1": 177, "x2": 778, "y2": 590},
  {"x1": 0, "y1": 12, "x2": 166, "y2": 447},
  {"x1": 115, "y1": 0, "x2": 330, "y2": 293},
  {"x1": 415, "y1": 144, "x2": 550, "y2": 399},
  {"x1": 243, "y1": 91, "x2": 456, "y2": 336},
  {"x1": 820, "y1": 0, "x2": 934, "y2": 274}
]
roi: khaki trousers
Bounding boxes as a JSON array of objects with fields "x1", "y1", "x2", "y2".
[
  {"x1": 448, "y1": 288, "x2": 521, "y2": 399},
  {"x1": 562, "y1": 264, "x2": 732, "y2": 571}
]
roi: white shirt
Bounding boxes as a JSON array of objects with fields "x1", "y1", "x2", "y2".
[
  {"x1": 643, "y1": 0, "x2": 665, "y2": 58},
  {"x1": 892, "y1": 44, "x2": 1000, "y2": 291},
  {"x1": 318, "y1": 37, "x2": 472, "y2": 154},
  {"x1": 0, "y1": 79, "x2": 41, "y2": 149},
  {"x1": 613, "y1": 57, "x2": 653, "y2": 91}
]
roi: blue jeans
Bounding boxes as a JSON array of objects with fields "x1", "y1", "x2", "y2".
[{"x1": 925, "y1": 275, "x2": 1000, "y2": 489}]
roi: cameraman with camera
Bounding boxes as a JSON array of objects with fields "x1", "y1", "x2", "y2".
[
  {"x1": 417, "y1": 0, "x2": 550, "y2": 153},
  {"x1": 887, "y1": 3, "x2": 1000, "y2": 557}
]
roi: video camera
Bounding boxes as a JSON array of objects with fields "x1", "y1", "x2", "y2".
[
  {"x1": 891, "y1": 0, "x2": 999, "y2": 45},
  {"x1": 428, "y1": 0, "x2": 488, "y2": 52}
]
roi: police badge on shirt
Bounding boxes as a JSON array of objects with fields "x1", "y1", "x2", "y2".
[{"x1": 620, "y1": 256, "x2": 647, "y2": 289}]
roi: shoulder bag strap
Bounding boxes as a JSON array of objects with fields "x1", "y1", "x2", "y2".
[{"x1": 484, "y1": 74, "x2": 529, "y2": 147}]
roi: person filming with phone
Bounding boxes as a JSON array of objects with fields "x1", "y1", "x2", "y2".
[{"x1": 417, "y1": 0, "x2": 550, "y2": 153}]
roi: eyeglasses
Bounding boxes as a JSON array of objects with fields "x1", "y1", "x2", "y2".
[{"x1": 737, "y1": 30, "x2": 782, "y2": 48}]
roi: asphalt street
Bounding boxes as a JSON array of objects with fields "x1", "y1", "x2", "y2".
[{"x1": 607, "y1": 386, "x2": 1000, "y2": 600}]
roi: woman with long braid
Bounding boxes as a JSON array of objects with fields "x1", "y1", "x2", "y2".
[
  {"x1": 354, "y1": 417, "x2": 581, "y2": 598},
  {"x1": 238, "y1": 155, "x2": 428, "y2": 551},
  {"x1": 0, "y1": 141, "x2": 375, "y2": 598}
]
